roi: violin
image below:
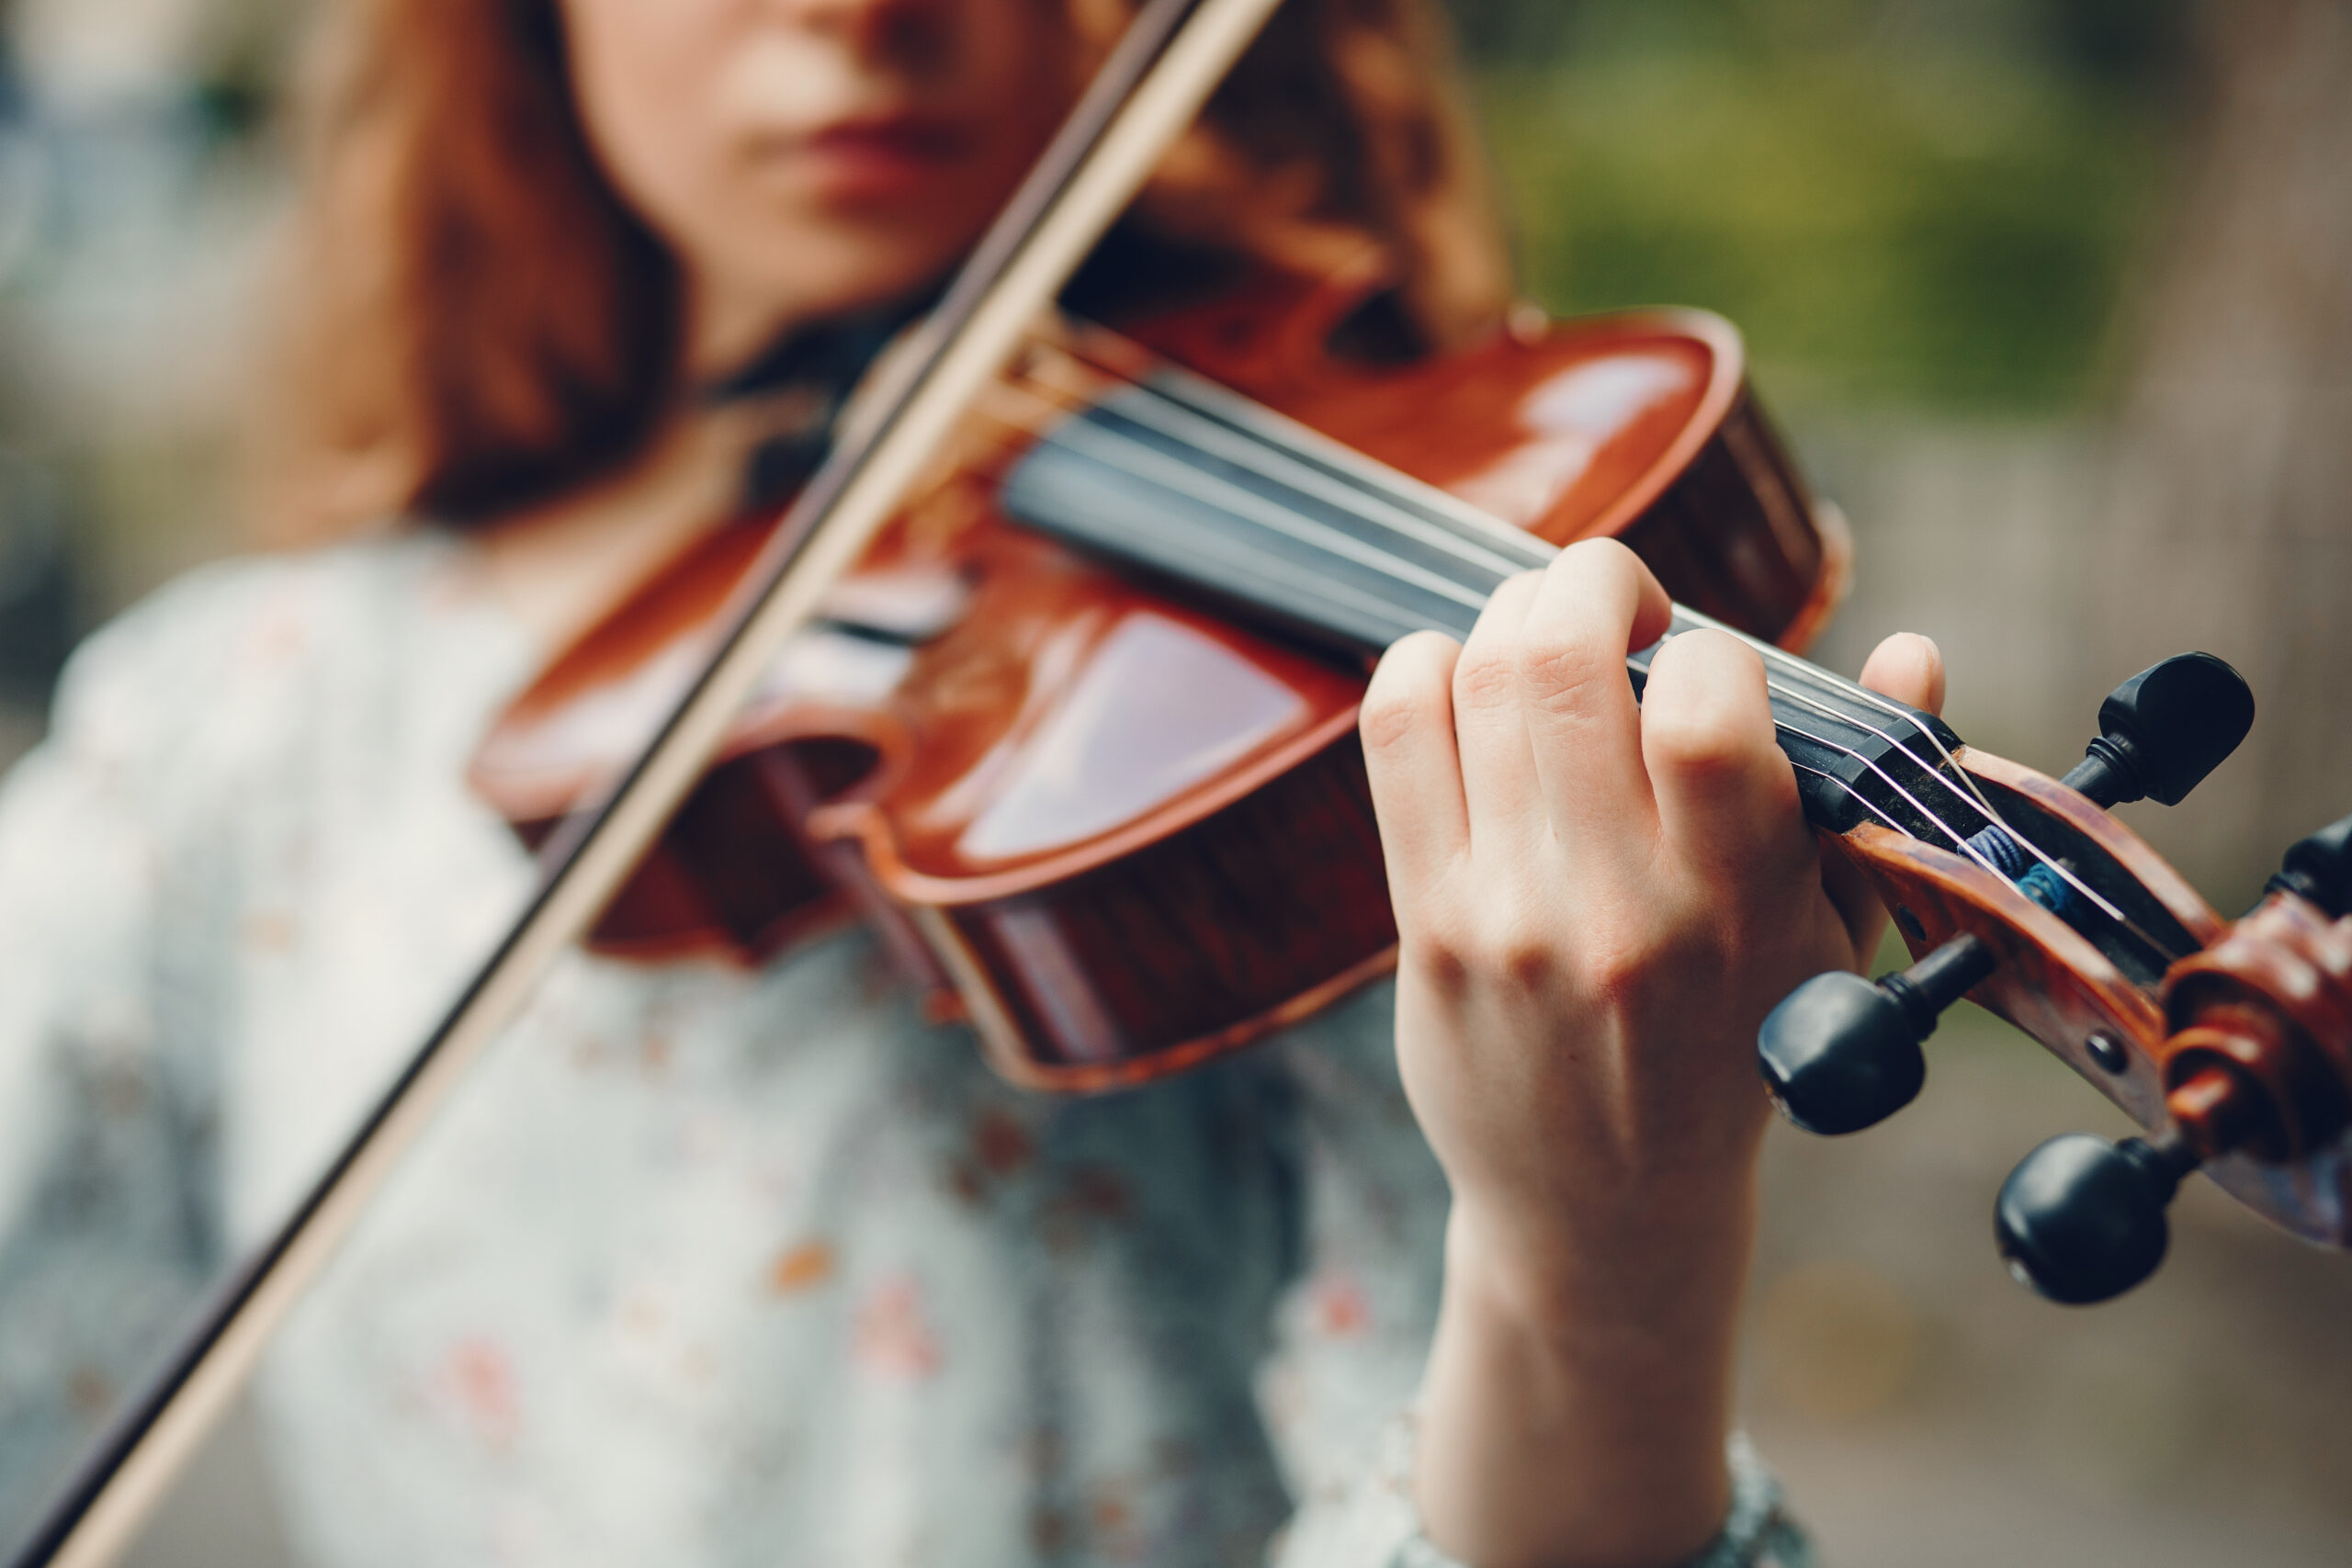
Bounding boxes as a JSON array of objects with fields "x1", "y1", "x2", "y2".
[
  {"x1": 470, "y1": 267, "x2": 1849, "y2": 1090},
  {"x1": 472, "y1": 263, "x2": 2352, "y2": 1310}
]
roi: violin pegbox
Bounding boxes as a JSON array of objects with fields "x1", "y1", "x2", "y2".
[
  {"x1": 1761, "y1": 747, "x2": 2206, "y2": 1153},
  {"x1": 1997, "y1": 850, "x2": 2352, "y2": 1303},
  {"x1": 1760, "y1": 653, "x2": 2352, "y2": 1302},
  {"x1": 1760, "y1": 654, "x2": 2251, "y2": 1141}
]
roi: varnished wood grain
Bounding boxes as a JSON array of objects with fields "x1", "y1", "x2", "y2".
[{"x1": 471, "y1": 294, "x2": 1848, "y2": 1099}]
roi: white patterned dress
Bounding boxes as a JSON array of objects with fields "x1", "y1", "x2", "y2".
[{"x1": 0, "y1": 534, "x2": 1805, "y2": 1567}]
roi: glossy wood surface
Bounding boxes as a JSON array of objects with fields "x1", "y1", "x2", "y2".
[
  {"x1": 469, "y1": 274, "x2": 2352, "y2": 1254},
  {"x1": 472, "y1": 279, "x2": 1848, "y2": 1086},
  {"x1": 2159, "y1": 892, "x2": 2352, "y2": 1160}
]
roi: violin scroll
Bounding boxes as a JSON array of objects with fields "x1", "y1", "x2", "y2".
[{"x1": 1995, "y1": 819, "x2": 2352, "y2": 1302}]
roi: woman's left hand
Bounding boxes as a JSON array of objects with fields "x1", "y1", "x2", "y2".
[{"x1": 1359, "y1": 538, "x2": 1944, "y2": 1568}]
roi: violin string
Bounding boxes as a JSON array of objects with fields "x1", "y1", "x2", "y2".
[
  {"x1": 1695, "y1": 671, "x2": 2029, "y2": 885},
  {"x1": 989, "y1": 355, "x2": 2176, "y2": 952},
  {"x1": 1013, "y1": 344, "x2": 1558, "y2": 588},
  {"x1": 1041, "y1": 414, "x2": 1497, "y2": 611},
  {"x1": 1016, "y1": 402, "x2": 1961, "y2": 786},
  {"x1": 1081, "y1": 371, "x2": 1951, "y2": 742},
  {"x1": 1028, "y1": 404, "x2": 1921, "y2": 747},
  {"x1": 1100, "y1": 368, "x2": 1541, "y2": 579},
  {"x1": 968, "y1": 398, "x2": 1453, "y2": 644},
  {"x1": 1655, "y1": 612, "x2": 2148, "y2": 939},
  {"x1": 1087, "y1": 393, "x2": 1997, "y2": 844},
  {"x1": 1063, "y1": 364, "x2": 1984, "y2": 833},
  {"x1": 978, "y1": 371, "x2": 1537, "y2": 605},
  {"x1": 1645, "y1": 625, "x2": 2164, "y2": 953},
  {"x1": 1009, "y1": 401, "x2": 2003, "y2": 865},
  {"x1": 1651, "y1": 614, "x2": 2170, "y2": 953},
  {"x1": 1790, "y1": 758, "x2": 1914, "y2": 837},
  {"x1": 1658, "y1": 623, "x2": 2132, "y2": 921},
  {"x1": 1035, "y1": 370, "x2": 2155, "y2": 937},
  {"x1": 1671, "y1": 602, "x2": 2007, "y2": 821}
]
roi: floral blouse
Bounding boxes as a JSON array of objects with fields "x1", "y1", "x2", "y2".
[{"x1": 0, "y1": 535, "x2": 1807, "y2": 1567}]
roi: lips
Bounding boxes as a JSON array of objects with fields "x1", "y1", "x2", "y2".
[{"x1": 788, "y1": 112, "x2": 967, "y2": 198}]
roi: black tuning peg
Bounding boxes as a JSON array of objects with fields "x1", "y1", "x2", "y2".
[
  {"x1": 1995, "y1": 818, "x2": 2352, "y2": 1305},
  {"x1": 1994, "y1": 1130, "x2": 2199, "y2": 1304},
  {"x1": 1758, "y1": 934, "x2": 1997, "y2": 1134},
  {"x1": 2059, "y1": 652, "x2": 2254, "y2": 809},
  {"x1": 2265, "y1": 811, "x2": 2352, "y2": 919}
]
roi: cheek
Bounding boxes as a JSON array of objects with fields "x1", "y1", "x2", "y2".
[
  {"x1": 557, "y1": 0, "x2": 1091, "y2": 321},
  {"x1": 561, "y1": 0, "x2": 739, "y2": 242}
]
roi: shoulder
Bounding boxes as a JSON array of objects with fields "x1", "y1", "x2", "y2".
[
  {"x1": 61, "y1": 534, "x2": 451, "y2": 714},
  {"x1": 48, "y1": 531, "x2": 492, "y2": 780}
]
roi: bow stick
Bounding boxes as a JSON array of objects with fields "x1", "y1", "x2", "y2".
[{"x1": 8, "y1": 0, "x2": 1287, "y2": 1560}]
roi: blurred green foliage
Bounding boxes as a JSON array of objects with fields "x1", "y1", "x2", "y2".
[{"x1": 1460, "y1": 0, "x2": 2189, "y2": 412}]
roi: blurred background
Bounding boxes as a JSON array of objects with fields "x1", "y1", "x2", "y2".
[{"x1": 0, "y1": 0, "x2": 2346, "y2": 1562}]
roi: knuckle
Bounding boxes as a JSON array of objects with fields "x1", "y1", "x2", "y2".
[
  {"x1": 1554, "y1": 535, "x2": 1640, "y2": 583},
  {"x1": 1644, "y1": 649, "x2": 1765, "y2": 780},
  {"x1": 1513, "y1": 627, "x2": 1615, "y2": 716},
  {"x1": 1482, "y1": 568, "x2": 1546, "y2": 617},
  {"x1": 1416, "y1": 940, "x2": 1474, "y2": 1000},
  {"x1": 1358, "y1": 683, "x2": 1428, "y2": 755},
  {"x1": 1452, "y1": 646, "x2": 1517, "y2": 708},
  {"x1": 1497, "y1": 934, "x2": 1559, "y2": 992},
  {"x1": 1579, "y1": 925, "x2": 1653, "y2": 1003},
  {"x1": 1645, "y1": 696, "x2": 1756, "y2": 780},
  {"x1": 1583, "y1": 948, "x2": 1650, "y2": 1010},
  {"x1": 1361, "y1": 635, "x2": 1454, "y2": 751},
  {"x1": 1467, "y1": 891, "x2": 1565, "y2": 991},
  {"x1": 1564, "y1": 900, "x2": 1679, "y2": 1010},
  {"x1": 1401, "y1": 904, "x2": 1476, "y2": 995}
]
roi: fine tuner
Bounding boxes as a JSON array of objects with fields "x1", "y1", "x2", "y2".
[{"x1": 1759, "y1": 652, "x2": 2352, "y2": 1304}]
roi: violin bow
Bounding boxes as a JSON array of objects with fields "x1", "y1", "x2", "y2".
[{"x1": 7, "y1": 0, "x2": 1288, "y2": 1560}]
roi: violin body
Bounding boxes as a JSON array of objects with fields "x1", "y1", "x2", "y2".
[{"x1": 473, "y1": 274, "x2": 1850, "y2": 1089}]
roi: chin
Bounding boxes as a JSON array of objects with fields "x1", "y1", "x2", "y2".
[{"x1": 761, "y1": 216, "x2": 978, "y2": 318}]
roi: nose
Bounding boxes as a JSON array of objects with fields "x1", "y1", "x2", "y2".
[{"x1": 770, "y1": 0, "x2": 955, "y2": 68}]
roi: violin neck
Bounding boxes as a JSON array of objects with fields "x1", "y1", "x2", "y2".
[
  {"x1": 1001, "y1": 356, "x2": 1541, "y2": 647},
  {"x1": 998, "y1": 355, "x2": 1973, "y2": 847}
]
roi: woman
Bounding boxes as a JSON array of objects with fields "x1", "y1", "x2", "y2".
[{"x1": 0, "y1": 0, "x2": 1944, "y2": 1563}]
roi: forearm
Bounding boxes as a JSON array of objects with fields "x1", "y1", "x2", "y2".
[{"x1": 1414, "y1": 1189, "x2": 1755, "y2": 1568}]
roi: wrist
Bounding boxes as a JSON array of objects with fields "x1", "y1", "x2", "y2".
[
  {"x1": 1442, "y1": 1169, "x2": 1757, "y2": 1356},
  {"x1": 1413, "y1": 1199, "x2": 1754, "y2": 1568}
]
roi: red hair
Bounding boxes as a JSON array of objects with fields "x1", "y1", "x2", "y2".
[{"x1": 266, "y1": 0, "x2": 1510, "y2": 537}]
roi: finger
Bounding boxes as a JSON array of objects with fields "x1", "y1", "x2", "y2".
[
  {"x1": 1362, "y1": 630, "x2": 1472, "y2": 892},
  {"x1": 1858, "y1": 632, "x2": 1945, "y2": 716},
  {"x1": 1449, "y1": 570, "x2": 1547, "y2": 852},
  {"x1": 1824, "y1": 634, "x2": 1949, "y2": 957},
  {"x1": 1516, "y1": 539, "x2": 1673, "y2": 867},
  {"x1": 1640, "y1": 626, "x2": 1806, "y2": 889}
]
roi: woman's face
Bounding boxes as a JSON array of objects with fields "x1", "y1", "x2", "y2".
[{"x1": 560, "y1": 0, "x2": 1090, "y2": 378}]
